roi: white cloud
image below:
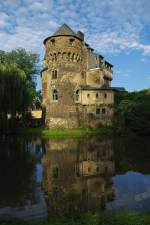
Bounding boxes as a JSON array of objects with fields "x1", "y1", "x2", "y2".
[
  {"x1": 114, "y1": 69, "x2": 131, "y2": 78},
  {"x1": 0, "y1": 0, "x2": 149, "y2": 58},
  {"x1": 0, "y1": 12, "x2": 9, "y2": 28}
]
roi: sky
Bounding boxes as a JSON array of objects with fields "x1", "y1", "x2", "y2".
[{"x1": 0, "y1": 0, "x2": 150, "y2": 91}]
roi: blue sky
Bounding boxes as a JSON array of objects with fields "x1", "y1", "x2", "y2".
[{"x1": 0, "y1": 0, "x2": 150, "y2": 91}]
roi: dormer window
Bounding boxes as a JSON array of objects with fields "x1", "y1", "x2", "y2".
[
  {"x1": 69, "y1": 38, "x2": 75, "y2": 46},
  {"x1": 52, "y1": 70, "x2": 57, "y2": 79},
  {"x1": 51, "y1": 39, "x2": 55, "y2": 45}
]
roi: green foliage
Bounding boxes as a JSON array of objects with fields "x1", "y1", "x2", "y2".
[
  {"x1": 0, "y1": 48, "x2": 39, "y2": 81},
  {"x1": 0, "y1": 63, "x2": 27, "y2": 113},
  {"x1": 32, "y1": 90, "x2": 42, "y2": 109},
  {"x1": 102, "y1": 212, "x2": 150, "y2": 225},
  {"x1": 114, "y1": 89, "x2": 150, "y2": 135},
  {"x1": 0, "y1": 212, "x2": 150, "y2": 225},
  {"x1": 0, "y1": 48, "x2": 40, "y2": 133},
  {"x1": 18, "y1": 126, "x2": 113, "y2": 138},
  {"x1": 0, "y1": 213, "x2": 102, "y2": 225}
]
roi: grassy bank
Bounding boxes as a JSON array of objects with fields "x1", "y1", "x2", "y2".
[
  {"x1": 1, "y1": 212, "x2": 150, "y2": 225},
  {"x1": 18, "y1": 126, "x2": 112, "y2": 138}
]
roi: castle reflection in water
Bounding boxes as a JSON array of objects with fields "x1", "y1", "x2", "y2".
[
  {"x1": 42, "y1": 137, "x2": 115, "y2": 215},
  {"x1": 1, "y1": 136, "x2": 150, "y2": 220}
]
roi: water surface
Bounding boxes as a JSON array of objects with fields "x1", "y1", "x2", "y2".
[{"x1": 0, "y1": 136, "x2": 150, "y2": 220}]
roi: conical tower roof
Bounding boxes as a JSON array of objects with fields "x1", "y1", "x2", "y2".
[
  {"x1": 43, "y1": 24, "x2": 80, "y2": 44},
  {"x1": 53, "y1": 23, "x2": 77, "y2": 36}
]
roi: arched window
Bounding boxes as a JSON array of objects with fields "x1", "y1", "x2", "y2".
[
  {"x1": 52, "y1": 70, "x2": 57, "y2": 79},
  {"x1": 104, "y1": 93, "x2": 107, "y2": 98},
  {"x1": 52, "y1": 167, "x2": 58, "y2": 178},
  {"x1": 51, "y1": 39, "x2": 55, "y2": 45},
  {"x1": 62, "y1": 52, "x2": 66, "y2": 60},
  {"x1": 102, "y1": 108, "x2": 106, "y2": 115},
  {"x1": 75, "y1": 90, "x2": 79, "y2": 101},
  {"x1": 68, "y1": 52, "x2": 71, "y2": 60},
  {"x1": 52, "y1": 89, "x2": 58, "y2": 101},
  {"x1": 69, "y1": 38, "x2": 75, "y2": 46}
]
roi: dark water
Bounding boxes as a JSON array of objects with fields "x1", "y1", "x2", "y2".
[{"x1": 0, "y1": 136, "x2": 150, "y2": 221}]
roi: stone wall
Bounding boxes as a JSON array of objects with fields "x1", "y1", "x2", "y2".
[
  {"x1": 41, "y1": 32, "x2": 114, "y2": 128},
  {"x1": 42, "y1": 137, "x2": 115, "y2": 214}
]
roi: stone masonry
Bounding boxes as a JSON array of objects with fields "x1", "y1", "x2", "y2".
[{"x1": 41, "y1": 24, "x2": 125, "y2": 128}]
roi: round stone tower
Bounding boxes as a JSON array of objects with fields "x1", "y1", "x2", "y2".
[{"x1": 42, "y1": 24, "x2": 87, "y2": 128}]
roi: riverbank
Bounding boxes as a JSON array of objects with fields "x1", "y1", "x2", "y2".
[
  {"x1": 0, "y1": 212, "x2": 150, "y2": 225},
  {"x1": 18, "y1": 126, "x2": 113, "y2": 137}
]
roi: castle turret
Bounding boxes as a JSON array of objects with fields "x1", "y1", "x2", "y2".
[{"x1": 42, "y1": 24, "x2": 88, "y2": 128}]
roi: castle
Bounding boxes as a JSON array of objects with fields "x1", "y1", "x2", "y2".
[
  {"x1": 43, "y1": 138, "x2": 115, "y2": 214},
  {"x1": 41, "y1": 24, "x2": 125, "y2": 128}
]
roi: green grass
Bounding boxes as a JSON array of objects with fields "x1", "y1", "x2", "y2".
[
  {"x1": 1, "y1": 212, "x2": 150, "y2": 225},
  {"x1": 18, "y1": 126, "x2": 113, "y2": 138}
]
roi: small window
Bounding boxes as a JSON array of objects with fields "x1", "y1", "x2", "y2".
[
  {"x1": 52, "y1": 167, "x2": 58, "y2": 178},
  {"x1": 68, "y1": 52, "x2": 71, "y2": 60},
  {"x1": 104, "y1": 93, "x2": 107, "y2": 98},
  {"x1": 87, "y1": 93, "x2": 90, "y2": 98},
  {"x1": 52, "y1": 70, "x2": 57, "y2": 79},
  {"x1": 51, "y1": 39, "x2": 55, "y2": 45},
  {"x1": 75, "y1": 90, "x2": 79, "y2": 101},
  {"x1": 52, "y1": 89, "x2": 58, "y2": 101},
  {"x1": 96, "y1": 167, "x2": 99, "y2": 172},
  {"x1": 69, "y1": 38, "x2": 75, "y2": 46},
  {"x1": 96, "y1": 108, "x2": 101, "y2": 115},
  {"x1": 96, "y1": 93, "x2": 98, "y2": 98},
  {"x1": 81, "y1": 71, "x2": 85, "y2": 78},
  {"x1": 102, "y1": 108, "x2": 106, "y2": 114},
  {"x1": 103, "y1": 150, "x2": 106, "y2": 157},
  {"x1": 88, "y1": 167, "x2": 91, "y2": 172},
  {"x1": 105, "y1": 167, "x2": 108, "y2": 173}
]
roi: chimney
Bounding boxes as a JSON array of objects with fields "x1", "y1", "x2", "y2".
[{"x1": 77, "y1": 31, "x2": 84, "y2": 41}]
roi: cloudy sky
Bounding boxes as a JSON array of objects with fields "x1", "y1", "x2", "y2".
[{"x1": 0, "y1": 0, "x2": 150, "y2": 91}]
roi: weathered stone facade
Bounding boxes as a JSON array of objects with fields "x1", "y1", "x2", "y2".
[
  {"x1": 41, "y1": 24, "x2": 125, "y2": 128},
  {"x1": 43, "y1": 138, "x2": 115, "y2": 214}
]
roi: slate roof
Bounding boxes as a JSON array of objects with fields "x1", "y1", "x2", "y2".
[
  {"x1": 53, "y1": 24, "x2": 77, "y2": 37},
  {"x1": 43, "y1": 24, "x2": 79, "y2": 44},
  {"x1": 80, "y1": 85, "x2": 126, "y2": 92}
]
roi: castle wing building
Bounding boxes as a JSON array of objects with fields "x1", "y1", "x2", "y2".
[{"x1": 41, "y1": 24, "x2": 125, "y2": 128}]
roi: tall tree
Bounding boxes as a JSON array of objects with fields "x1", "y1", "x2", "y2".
[
  {"x1": 0, "y1": 48, "x2": 39, "y2": 81},
  {"x1": 114, "y1": 89, "x2": 150, "y2": 135},
  {"x1": 0, "y1": 63, "x2": 33, "y2": 132}
]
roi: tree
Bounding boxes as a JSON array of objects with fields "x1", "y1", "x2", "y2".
[
  {"x1": 0, "y1": 48, "x2": 40, "y2": 133},
  {"x1": 0, "y1": 48, "x2": 39, "y2": 81},
  {"x1": 114, "y1": 89, "x2": 150, "y2": 135},
  {"x1": 0, "y1": 64, "x2": 32, "y2": 131},
  {"x1": 32, "y1": 90, "x2": 42, "y2": 109}
]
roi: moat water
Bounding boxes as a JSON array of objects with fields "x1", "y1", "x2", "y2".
[{"x1": 0, "y1": 136, "x2": 150, "y2": 221}]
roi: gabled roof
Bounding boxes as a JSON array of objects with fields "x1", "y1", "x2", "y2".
[{"x1": 53, "y1": 23, "x2": 77, "y2": 37}]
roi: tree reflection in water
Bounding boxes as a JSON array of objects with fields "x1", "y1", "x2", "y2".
[
  {"x1": 1, "y1": 136, "x2": 150, "y2": 219},
  {"x1": 0, "y1": 137, "x2": 39, "y2": 207}
]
